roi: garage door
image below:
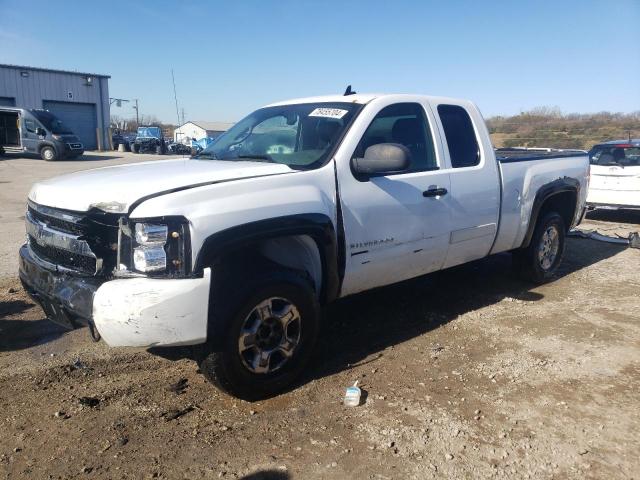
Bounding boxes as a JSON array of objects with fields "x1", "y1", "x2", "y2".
[
  {"x1": 0, "y1": 97, "x2": 16, "y2": 107},
  {"x1": 42, "y1": 101, "x2": 97, "y2": 150}
]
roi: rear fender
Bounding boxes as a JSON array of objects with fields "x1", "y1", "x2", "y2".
[{"x1": 521, "y1": 177, "x2": 580, "y2": 248}]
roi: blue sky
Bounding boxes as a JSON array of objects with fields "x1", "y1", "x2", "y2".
[{"x1": 1, "y1": 0, "x2": 638, "y2": 123}]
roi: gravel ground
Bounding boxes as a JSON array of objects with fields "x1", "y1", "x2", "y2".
[{"x1": 0, "y1": 152, "x2": 639, "y2": 478}]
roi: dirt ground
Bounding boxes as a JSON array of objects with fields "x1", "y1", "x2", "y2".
[{"x1": 0, "y1": 210, "x2": 639, "y2": 480}]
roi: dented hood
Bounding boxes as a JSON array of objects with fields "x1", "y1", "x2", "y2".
[{"x1": 29, "y1": 157, "x2": 294, "y2": 213}]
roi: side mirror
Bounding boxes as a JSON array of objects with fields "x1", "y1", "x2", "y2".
[
  {"x1": 36, "y1": 127, "x2": 46, "y2": 136},
  {"x1": 351, "y1": 143, "x2": 411, "y2": 176}
]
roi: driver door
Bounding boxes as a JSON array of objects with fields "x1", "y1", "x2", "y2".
[{"x1": 338, "y1": 101, "x2": 452, "y2": 296}]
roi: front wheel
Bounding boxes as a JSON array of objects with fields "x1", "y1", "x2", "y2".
[
  {"x1": 513, "y1": 212, "x2": 566, "y2": 283},
  {"x1": 40, "y1": 146, "x2": 58, "y2": 161},
  {"x1": 197, "y1": 269, "x2": 320, "y2": 401}
]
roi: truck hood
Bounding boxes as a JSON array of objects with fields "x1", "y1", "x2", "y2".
[{"x1": 29, "y1": 158, "x2": 295, "y2": 213}]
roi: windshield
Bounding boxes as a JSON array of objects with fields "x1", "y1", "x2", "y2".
[
  {"x1": 31, "y1": 110, "x2": 73, "y2": 134},
  {"x1": 195, "y1": 102, "x2": 360, "y2": 169},
  {"x1": 137, "y1": 127, "x2": 161, "y2": 138},
  {"x1": 589, "y1": 145, "x2": 640, "y2": 167}
]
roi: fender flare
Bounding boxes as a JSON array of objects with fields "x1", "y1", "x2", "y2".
[
  {"x1": 194, "y1": 213, "x2": 341, "y2": 304},
  {"x1": 38, "y1": 141, "x2": 59, "y2": 155},
  {"x1": 521, "y1": 177, "x2": 580, "y2": 249}
]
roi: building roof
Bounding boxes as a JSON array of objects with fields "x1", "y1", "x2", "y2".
[
  {"x1": 0, "y1": 63, "x2": 110, "y2": 78},
  {"x1": 179, "y1": 120, "x2": 235, "y2": 131}
]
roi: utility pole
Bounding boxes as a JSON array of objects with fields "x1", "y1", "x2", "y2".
[
  {"x1": 181, "y1": 108, "x2": 185, "y2": 126},
  {"x1": 132, "y1": 99, "x2": 139, "y2": 126},
  {"x1": 171, "y1": 69, "x2": 181, "y2": 129}
]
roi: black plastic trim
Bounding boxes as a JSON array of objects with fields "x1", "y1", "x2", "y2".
[
  {"x1": 497, "y1": 151, "x2": 586, "y2": 163},
  {"x1": 195, "y1": 213, "x2": 340, "y2": 304}
]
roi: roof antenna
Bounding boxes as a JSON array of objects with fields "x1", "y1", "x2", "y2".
[{"x1": 344, "y1": 85, "x2": 356, "y2": 96}]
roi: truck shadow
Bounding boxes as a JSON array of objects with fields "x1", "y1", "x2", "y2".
[
  {"x1": 304, "y1": 237, "x2": 626, "y2": 386},
  {"x1": 0, "y1": 299, "x2": 67, "y2": 352},
  {"x1": 148, "y1": 237, "x2": 626, "y2": 389}
]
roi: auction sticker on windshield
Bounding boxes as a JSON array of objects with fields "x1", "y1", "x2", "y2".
[{"x1": 309, "y1": 108, "x2": 349, "y2": 119}]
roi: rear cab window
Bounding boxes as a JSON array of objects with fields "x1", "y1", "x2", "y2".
[
  {"x1": 437, "y1": 104, "x2": 480, "y2": 168},
  {"x1": 589, "y1": 145, "x2": 640, "y2": 167}
]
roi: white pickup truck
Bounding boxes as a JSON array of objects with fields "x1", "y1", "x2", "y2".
[{"x1": 19, "y1": 93, "x2": 589, "y2": 399}]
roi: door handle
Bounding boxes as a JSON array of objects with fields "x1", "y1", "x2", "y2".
[{"x1": 423, "y1": 187, "x2": 448, "y2": 198}]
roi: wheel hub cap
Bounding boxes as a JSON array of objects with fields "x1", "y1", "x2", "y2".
[
  {"x1": 538, "y1": 225, "x2": 560, "y2": 270},
  {"x1": 238, "y1": 297, "x2": 301, "y2": 374}
]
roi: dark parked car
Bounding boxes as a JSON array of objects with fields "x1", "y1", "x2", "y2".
[{"x1": 131, "y1": 126, "x2": 166, "y2": 154}]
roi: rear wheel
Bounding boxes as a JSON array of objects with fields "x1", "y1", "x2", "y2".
[
  {"x1": 513, "y1": 212, "x2": 566, "y2": 283},
  {"x1": 155, "y1": 145, "x2": 163, "y2": 155},
  {"x1": 131, "y1": 144, "x2": 140, "y2": 153},
  {"x1": 40, "y1": 146, "x2": 57, "y2": 161},
  {"x1": 196, "y1": 269, "x2": 320, "y2": 401}
]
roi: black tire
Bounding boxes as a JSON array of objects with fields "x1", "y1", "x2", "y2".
[
  {"x1": 131, "y1": 144, "x2": 140, "y2": 153},
  {"x1": 196, "y1": 269, "x2": 320, "y2": 401},
  {"x1": 155, "y1": 145, "x2": 163, "y2": 155},
  {"x1": 40, "y1": 146, "x2": 58, "y2": 161},
  {"x1": 0, "y1": 146, "x2": 5, "y2": 156},
  {"x1": 513, "y1": 212, "x2": 566, "y2": 283}
]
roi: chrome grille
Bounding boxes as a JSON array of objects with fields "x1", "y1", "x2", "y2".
[{"x1": 25, "y1": 203, "x2": 100, "y2": 275}]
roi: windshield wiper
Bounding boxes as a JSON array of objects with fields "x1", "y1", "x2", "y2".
[{"x1": 236, "y1": 154, "x2": 275, "y2": 163}]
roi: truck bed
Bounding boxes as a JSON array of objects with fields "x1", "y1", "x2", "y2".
[{"x1": 491, "y1": 149, "x2": 590, "y2": 255}]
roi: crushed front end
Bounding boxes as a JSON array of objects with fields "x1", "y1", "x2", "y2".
[{"x1": 19, "y1": 201, "x2": 210, "y2": 347}]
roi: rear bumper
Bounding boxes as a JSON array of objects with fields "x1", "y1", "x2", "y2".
[
  {"x1": 587, "y1": 188, "x2": 640, "y2": 209},
  {"x1": 19, "y1": 243, "x2": 211, "y2": 347}
]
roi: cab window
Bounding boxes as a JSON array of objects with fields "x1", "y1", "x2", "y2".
[
  {"x1": 24, "y1": 119, "x2": 37, "y2": 133},
  {"x1": 354, "y1": 103, "x2": 437, "y2": 172},
  {"x1": 437, "y1": 104, "x2": 480, "y2": 168}
]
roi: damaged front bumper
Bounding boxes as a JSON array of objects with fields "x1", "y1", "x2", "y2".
[
  {"x1": 19, "y1": 244, "x2": 101, "y2": 328},
  {"x1": 19, "y1": 243, "x2": 211, "y2": 347}
]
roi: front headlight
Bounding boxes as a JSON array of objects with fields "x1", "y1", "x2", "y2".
[
  {"x1": 134, "y1": 245, "x2": 167, "y2": 272},
  {"x1": 135, "y1": 223, "x2": 168, "y2": 244},
  {"x1": 117, "y1": 218, "x2": 191, "y2": 277}
]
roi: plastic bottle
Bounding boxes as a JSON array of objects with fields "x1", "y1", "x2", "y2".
[{"x1": 344, "y1": 381, "x2": 361, "y2": 407}]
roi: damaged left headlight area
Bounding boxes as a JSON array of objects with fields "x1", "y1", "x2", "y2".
[{"x1": 116, "y1": 217, "x2": 192, "y2": 278}]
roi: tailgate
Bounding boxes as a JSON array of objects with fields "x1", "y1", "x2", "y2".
[{"x1": 590, "y1": 165, "x2": 640, "y2": 191}]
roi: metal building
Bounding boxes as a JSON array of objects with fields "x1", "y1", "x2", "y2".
[{"x1": 0, "y1": 64, "x2": 110, "y2": 150}]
